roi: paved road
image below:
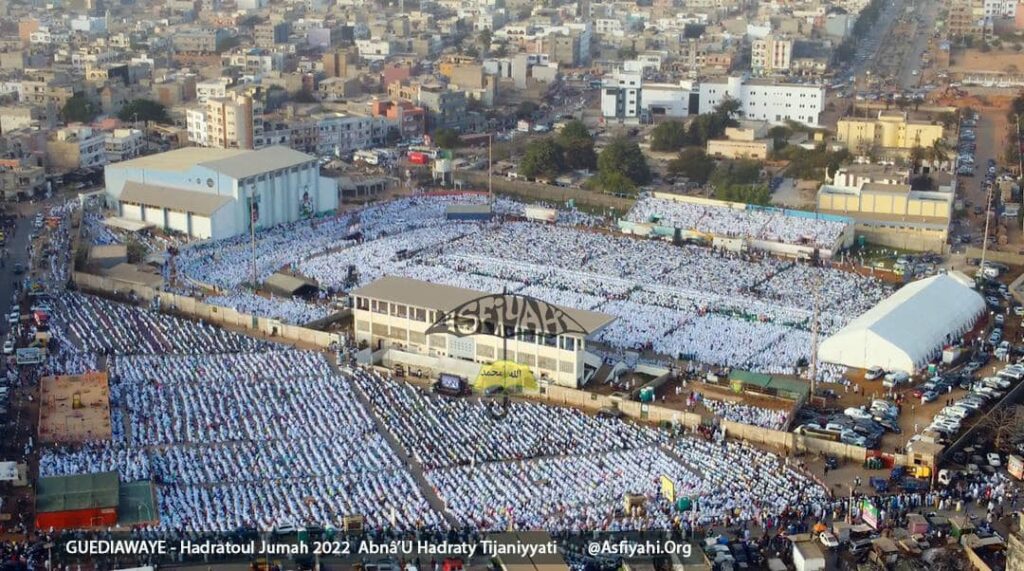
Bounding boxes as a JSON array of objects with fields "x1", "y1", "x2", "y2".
[
  {"x1": 896, "y1": 0, "x2": 938, "y2": 90},
  {"x1": 0, "y1": 213, "x2": 34, "y2": 336}
]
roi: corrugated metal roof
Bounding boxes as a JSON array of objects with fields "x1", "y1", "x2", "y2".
[
  {"x1": 265, "y1": 272, "x2": 318, "y2": 295},
  {"x1": 120, "y1": 181, "x2": 233, "y2": 217},
  {"x1": 351, "y1": 276, "x2": 615, "y2": 336},
  {"x1": 201, "y1": 146, "x2": 314, "y2": 179},
  {"x1": 36, "y1": 472, "x2": 119, "y2": 513}
]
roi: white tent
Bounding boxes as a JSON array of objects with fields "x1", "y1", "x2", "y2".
[{"x1": 819, "y1": 272, "x2": 985, "y2": 373}]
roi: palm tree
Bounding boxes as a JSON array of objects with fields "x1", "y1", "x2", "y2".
[
  {"x1": 929, "y1": 139, "x2": 950, "y2": 163},
  {"x1": 909, "y1": 145, "x2": 927, "y2": 172}
]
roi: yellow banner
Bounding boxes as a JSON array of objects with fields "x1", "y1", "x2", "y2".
[
  {"x1": 475, "y1": 360, "x2": 538, "y2": 392},
  {"x1": 660, "y1": 475, "x2": 675, "y2": 503}
]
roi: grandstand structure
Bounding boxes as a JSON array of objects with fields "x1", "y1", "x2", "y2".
[{"x1": 620, "y1": 193, "x2": 855, "y2": 259}]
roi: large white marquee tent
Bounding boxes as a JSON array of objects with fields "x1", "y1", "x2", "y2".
[{"x1": 818, "y1": 271, "x2": 985, "y2": 373}]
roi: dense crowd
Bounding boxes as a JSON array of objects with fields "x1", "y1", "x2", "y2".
[
  {"x1": 354, "y1": 368, "x2": 664, "y2": 470},
  {"x1": 49, "y1": 293, "x2": 269, "y2": 355},
  {"x1": 203, "y1": 293, "x2": 331, "y2": 325},
  {"x1": 699, "y1": 397, "x2": 789, "y2": 430},
  {"x1": 163, "y1": 195, "x2": 889, "y2": 375},
  {"x1": 625, "y1": 195, "x2": 849, "y2": 250}
]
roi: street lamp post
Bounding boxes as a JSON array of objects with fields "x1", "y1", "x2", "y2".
[{"x1": 249, "y1": 188, "x2": 258, "y2": 287}]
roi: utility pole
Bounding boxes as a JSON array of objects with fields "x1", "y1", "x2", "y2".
[
  {"x1": 250, "y1": 191, "x2": 258, "y2": 287},
  {"x1": 809, "y1": 269, "x2": 822, "y2": 395},
  {"x1": 488, "y1": 132, "x2": 493, "y2": 204},
  {"x1": 981, "y1": 177, "x2": 993, "y2": 275}
]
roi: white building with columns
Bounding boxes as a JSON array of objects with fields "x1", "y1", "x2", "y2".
[{"x1": 103, "y1": 146, "x2": 338, "y2": 240}]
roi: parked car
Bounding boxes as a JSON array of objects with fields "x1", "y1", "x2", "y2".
[{"x1": 865, "y1": 366, "x2": 886, "y2": 380}]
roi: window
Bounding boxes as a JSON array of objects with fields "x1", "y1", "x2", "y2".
[
  {"x1": 543, "y1": 334, "x2": 557, "y2": 348},
  {"x1": 559, "y1": 336, "x2": 575, "y2": 351},
  {"x1": 519, "y1": 329, "x2": 536, "y2": 344}
]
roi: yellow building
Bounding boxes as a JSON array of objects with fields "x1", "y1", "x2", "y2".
[
  {"x1": 817, "y1": 166, "x2": 954, "y2": 251},
  {"x1": 706, "y1": 122, "x2": 775, "y2": 159},
  {"x1": 350, "y1": 277, "x2": 615, "y2": 388},
  {"x1": 836, "y1": 111, "x2": 945, "y2": 153}
]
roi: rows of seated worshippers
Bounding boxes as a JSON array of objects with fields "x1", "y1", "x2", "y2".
[
  {"x1": 49, "y1": 293, "x2": 270, "y2": 356},
  {"x1": 425, "y1": 447, "x2": 698, "y2": 532},
  {"x1": 625, "y1": 195, "x2": 848, "y2": 250},
  {"x1": 203, "y1": 292, "x2": 331, "y2": 325},
  {"x1": 670, "y1": 438, "x2": 831, "y2": 527},
  {"x1": 174, "y1": 195, "x2": 520, "y2": 290},
  {"x1": 296, "y1": 225, "x2": 479, "y2": 289},
  {"x1": 41, "y1": 350, "x2": 444, "y2": 532},
  {"x1": 699, "y1": 398, "x2": 788, "y2": 430},
  {"x1": 352, "y1": 368, "x2": 665, "y2": 471}
]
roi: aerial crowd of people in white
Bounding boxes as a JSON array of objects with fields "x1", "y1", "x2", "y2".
[
  {"x1": 25, "y1": 192, "x2": 906, "y2": 533},
  {"x1": 160, "y1": 195, "x2": 890, "y2": 376},
  {"x1": 625, "y1": 194, "x2": 849, "y2": 250},
  {"x1": 37, "y1": 324, "x2": 831, "y2": 531}
]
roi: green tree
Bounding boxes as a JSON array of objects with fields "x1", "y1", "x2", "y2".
[
  {"x1": 433, "y1": 128, "x2": 461, "y2": 150},
  {"x1": 598, "y1": 137, "x2": 651, "y2": 186},
  {"x1": 516, "y1": 101, "x2": 540, "y2": 120},
  {"x1": 937, "y1": 111, "x2": 958, "y2": 130},
  {"x1": 617, "y1": 45, "x2": 638, "y2": 59},
  {"x1": 60, "y1": 94, "x2": 97, "y2": 123},
  {"x1": 909, "y1": 145, "x2": 927, "y2": 170},
  {"x1": 598, "y1": 171, "x2": 638, "y2": 195},
  {"x1": 667, "y1": 148, "x2": 717, "y2": 185},
  {"x1": 557, "y1": 119, "x2": 591, "y2": 143},
  {"x1": 714, "y1": 184, "x2": 771, "y2": 205},
  {"x1": 556, "y1": 120, "x2": 596, "y2": 171},
  {"x1": 649, "y1": 120, "x2": 689, "y2": 152},
  {"x1": 519, "y1": 138, "x2": 564, "y2": 179},
  {"x1": 711, "y1": 159, "x2": 762, "y2": 188},
  {"x1": 478, "y1": 28, "x2": 492, "y2": 51},
  {"x1": 117, "y1": 99, "x2": 171, "y2": 124},
  {"x1": 767, "y1": 125, "x2": 793, "y2": 150}
]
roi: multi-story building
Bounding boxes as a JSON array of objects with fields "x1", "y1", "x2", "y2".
[
  {"x1": 318, "y1": 77, "x2": 362, "y2": 101},
  {"x1": 46, "y1": 126, "x2": 108, "y2": 172},
  {"x1": 185, "y1": 107, "x2": 209, "y2": 147},
  {"x1": 104, "y1": 128, "x2": 145, "y2": 163},
  {"x1": 836, "y1": 111, "x2": 945, "y2": 154},
  {"x1": 104, "y1": 146, "x2": 338, "y2": 240},
  {"x1": 173, "y1": 28, "x2": 230, "y2": 54},
  {"x1": 187, "y1": 93, "x2": 264, "y2": 150},
  {"x1": 18, "y1": 70, "x2": 79, "y2": 108},
  {"x1": 601, "y1": 70, "x2": 692, "y2": 122},
  {"x1": 751, "y1": 35, "x2": 793, "y2": 75},
  {"x1": 947, "y1": 0, "x2": 986, "y2": 38},
  {"x1": 355, "y1": 38, "x2": 398, "y2": 62},
  {"x1": 254, "y1": 22, "x2": 290, "y2": 48},
  {"x1": 370, "y1": 99, "x2": 425, "y2": 141},
  {"x1": 314, "y1": 113, "x2": 391, "y2": 156},
  {"x1": 0, "y1": 158, "x2": 45, "y2": 200},
  {"x1": 817, "y1": 164, "x2": 954, "y2": 251},
  {"x1": 196, "y1": 78, "x2": 231, "y2": 102},
  {"x1": 322, "y1": 48, "x2": 358, "y2": 78},
  {"x1": 221, "y1": 49, "x2": 285, "y2": 74},
  {"x1": 417, "y1": 86, "x2": 468, "y2": 132},
  {"x1": 350, "y1": 276, "x2": 615, "y2": 388},
  {"x1": 698, "y1": 76, "x2": 824, "y2": 127}
]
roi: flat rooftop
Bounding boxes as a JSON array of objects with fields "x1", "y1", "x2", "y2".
[
  {"x1": 352, "y1": 276, "x2": 616, "y2": 336},
  {"x1": 38, "y1": 372, "x2": 112, "y2": 444},
  {"x1": 110, "y1": 147, "x2": 244, "y2": 172}
]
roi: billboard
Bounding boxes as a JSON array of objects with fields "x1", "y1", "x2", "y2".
[
  {"x1": 525, "y1": 206, "x2": 558, "y2": 223},
  {"x1": 475, "y1": 361, "x2": 538, "y2": 392},
  {"x1": 1009, "y1": 455, "x2": 1023, "y2": 480},
  {"x1": 16, "y1": 347, "x2": 45, "y2": 365},
  {"x1": 660, "y1": 475, "x2": 675, "y2": 503},
  {"x1": 861, "y1": 498, "x2": 880, "y2": 530}
]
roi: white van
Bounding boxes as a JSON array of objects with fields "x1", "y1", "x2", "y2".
[{"x1": 883, "y1": 371, "x2": 909, "y2": 388}]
